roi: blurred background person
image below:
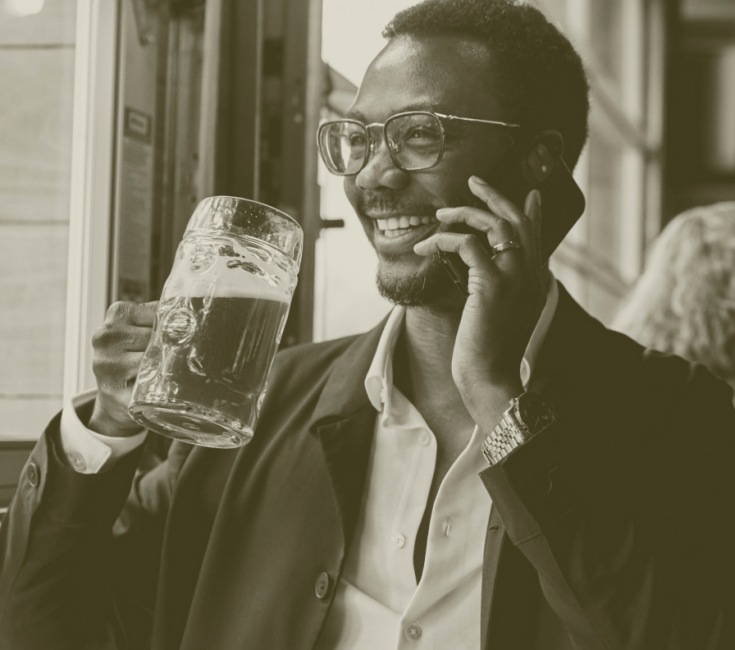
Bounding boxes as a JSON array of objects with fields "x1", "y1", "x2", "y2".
[{"x1": 614, "y1": 202, "x2": 735, "y2": 402}]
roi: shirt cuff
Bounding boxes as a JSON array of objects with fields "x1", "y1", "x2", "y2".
[{"x1": 59, "y1": 389, "x2": 148, "y2": 474}]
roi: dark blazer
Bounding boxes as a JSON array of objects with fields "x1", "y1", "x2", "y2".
[{"x1": 1, "y1": 286, "x2": 733, "y2": 650}]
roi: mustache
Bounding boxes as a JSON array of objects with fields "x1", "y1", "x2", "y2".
[
  {"x1": 356, "y1": 185, "x2": 483, "y2": 216},
  {"x1": 358, "y1": 193, "x2": 442, "y2": 216}
]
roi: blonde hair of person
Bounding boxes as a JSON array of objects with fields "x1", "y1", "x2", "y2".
[{"x1": 613, "y1": 202, "x2": 735, "y2": 386}]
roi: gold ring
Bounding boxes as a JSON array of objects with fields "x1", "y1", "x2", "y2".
[{"x1": 491, "y1": 240, "x2": 521, "y2": 257}]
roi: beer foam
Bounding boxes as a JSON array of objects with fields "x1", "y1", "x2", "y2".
[{"x1": 164, "y1": 260, "x2": 291, "y2": 303}]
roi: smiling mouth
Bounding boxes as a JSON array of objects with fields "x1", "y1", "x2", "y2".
[{"x1": 374, "y1": 215, "x2": 436, "y2": 239}]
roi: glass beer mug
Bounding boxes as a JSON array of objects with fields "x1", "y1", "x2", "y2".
[{"x1": 128, "y1": 196, "x2": 302, "y2": 448}]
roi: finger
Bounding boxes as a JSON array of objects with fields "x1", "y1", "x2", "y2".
[
  {"x1": 468, "y1": 176, "x2": 531, "y2": 233},
  {"x1": 120, "y1": 325, "x2": 154, "y2": 352},
  {"x1": 436, "y1": 208, "x2": 525, "y2": 266},
  {"x1": 93, "y1": 323, "x2": 154, "y2": 353},
  {"x1": 414, "y1": 232, "x2": 513, "y2": 277},
  {"x1": 105, "y1": 301, "x2": 158, "y2": 327},
  {"x1": 93, "y1": 350, "x2": 146, "y2": 393},
  {"x1": 488, "y1": 239, "x2": 525, "y2": 276},
  {"x1": 468, "y1": 177, "x2": 537, "y2": 258},
  {"x1": 435, "y1": 206, "x2": 517, "y2": 242}
]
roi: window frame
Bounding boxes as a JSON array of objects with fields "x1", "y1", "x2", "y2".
[{"x1": 62, "y1": 0, "x2": 119, "y2": 403}]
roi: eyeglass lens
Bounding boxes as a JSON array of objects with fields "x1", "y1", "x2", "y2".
[{"x1": 318, "y1": 113, "x2": 443, "y2": 175}]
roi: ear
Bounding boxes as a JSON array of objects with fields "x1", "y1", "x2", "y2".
[{"x1": 539, "y1": 129, "x2": 565, "y2": 157}]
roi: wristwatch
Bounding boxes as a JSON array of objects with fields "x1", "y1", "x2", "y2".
[{"x1": 481, "y1": 392, "x2": 557, "y2": 466}]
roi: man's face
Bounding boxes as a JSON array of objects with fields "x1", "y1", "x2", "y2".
[{"x1": 344, "y1": 35, "x2": 513, "y2": 307}]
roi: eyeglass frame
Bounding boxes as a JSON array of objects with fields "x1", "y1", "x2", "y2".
[{"x1": 316, "y1": 110, "x2": 525, "y2": 176}]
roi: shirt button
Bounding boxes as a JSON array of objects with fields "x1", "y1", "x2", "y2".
[
  {"x1": 391, "y1": 533, "x2": 406, "y2": 548},
  {"x1": 26, "y1": 462, "x2": 40, "y2": 487},
  {"x1": 419, "y1": 431, "x2": 431, "y2": 446},
  {"x1": 314, "y1": 572, "x2": 332, "y2": 600},
  {"x1": 405, "y1": 622, "x2": 422, "y2": 640},
  {"x1": 68, "y1": 452, "x2": 87, "y2": 472}
]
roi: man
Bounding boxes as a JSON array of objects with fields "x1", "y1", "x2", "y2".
[{"x1": 1, "y1": 1, "x2": 733, "y2": 648}]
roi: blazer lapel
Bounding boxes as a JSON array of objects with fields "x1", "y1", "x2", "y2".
[
  {"x1": 309, "y1": 317, "x2": 387, "y2": 547},
  {"x1": 315, "y1": 407, "x2": 377, "y2": 549}
]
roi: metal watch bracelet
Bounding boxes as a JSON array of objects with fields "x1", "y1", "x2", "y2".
[
  {"x1": 481, "y1": 415, "x2": 528, "y2": 466},
  {"x1": 481, "y1": 393, "x2": 557, "y2": 466}
]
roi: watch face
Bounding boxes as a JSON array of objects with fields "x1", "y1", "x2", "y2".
[{"x1": 517, "y1": 393, "x2": 556, "y2": 431}]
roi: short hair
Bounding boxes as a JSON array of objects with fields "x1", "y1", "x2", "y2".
[
  {"x1": 614, "y1": 202, "x2": 735, "y2": 384},
  {"x1": 384, "y1": 0, "x2": 590, "y2": 169}
]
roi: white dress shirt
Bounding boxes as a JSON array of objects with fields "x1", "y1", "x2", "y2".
[
  {"x1": 316, "y1": 279, "x2": 559, "y2": 650},
  {"x1": 59, "y1": 279, "x2": 560, "y2": 648}
]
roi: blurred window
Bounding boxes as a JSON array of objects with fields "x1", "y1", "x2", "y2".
[
  {"x1": 315, "y1": 0, "x2": 418, "y2": 341},
  {"x1": 0, "y1": 0, "x2": 77, "y2": 437},
  {"x1": 536, "y1": 0, "x2": 665, "y2": 324}
]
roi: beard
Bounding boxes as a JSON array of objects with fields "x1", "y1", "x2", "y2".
[
  {"x1": 375, "y1": 252, "x2": 465, "y2": 308},
  {"x1": 352, "y1": 184, "x2": 483, "y2": 308}
]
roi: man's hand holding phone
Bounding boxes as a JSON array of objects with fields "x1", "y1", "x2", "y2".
[{"x1": 413, "y1": 177, "x2": 548, "y2": 417}]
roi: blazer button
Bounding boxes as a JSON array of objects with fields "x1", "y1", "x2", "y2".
[
  {"x1": 314, "y1": 572, "x2": 332, "y2": 600},
  {"x1": 26, "y1": 462, "x2": 40, "y2": 487}
]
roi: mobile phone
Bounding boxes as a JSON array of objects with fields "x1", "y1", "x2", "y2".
[{"x1": 438, "y1": 131, "x2": 586, "y2": 296}]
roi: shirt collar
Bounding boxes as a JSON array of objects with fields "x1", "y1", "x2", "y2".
[
  {"x1": 365, "y1": 306, "x2": 405, "y2": 411},
  {"x1": 364, "y1": 275, "x2": 560, "y2": 411}
]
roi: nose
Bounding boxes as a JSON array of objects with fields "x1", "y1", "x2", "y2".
[{"x1": 354, "y1": 129, "x2": 409, "y2": 190}]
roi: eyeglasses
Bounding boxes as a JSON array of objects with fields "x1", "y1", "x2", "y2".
[{"x1": 316, "y1": 110, "x2": 523, "y2": 176}]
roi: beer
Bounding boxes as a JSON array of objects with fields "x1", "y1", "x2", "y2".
[{"x1": 130, "y1": 232, "x2": 297, "y2": 447}]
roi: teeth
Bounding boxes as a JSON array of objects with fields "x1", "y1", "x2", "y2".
[{"x1": 376, "y1": 216, "x2": 435, "y2": 231}]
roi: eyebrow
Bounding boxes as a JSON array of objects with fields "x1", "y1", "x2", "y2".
[{"x1": 344, "y1": 109, "x2": 367, "y2": 122}]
